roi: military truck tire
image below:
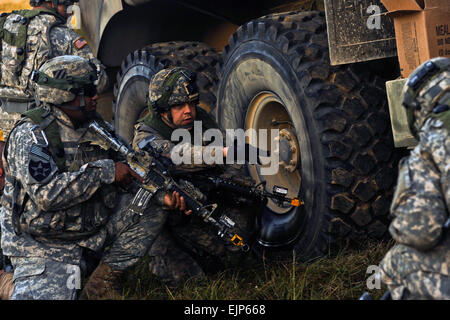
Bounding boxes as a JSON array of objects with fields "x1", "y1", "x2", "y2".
[
  {"x1": 113, "y1": 41, "x2": 221, "y2": 143},
  {"x1": 113, "y1": 50, "x2": 162, "y2": 142},
  {"x1": 216, "y1": 11, "x2": 401, "y2": 260}
]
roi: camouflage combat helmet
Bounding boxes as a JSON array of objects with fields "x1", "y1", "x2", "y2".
[
  {"x1": 148, "y1": 67, "x2": 199, "y2": 116},
  {"x1": 31, "y1": 55, "x2": 98, "y2": 106},
  {"x1": 30, "y1": 0, "x2": 79, "y2": 8},
  {"x1": 403, "y1": 57, "x2": 450, "y2": 138}
]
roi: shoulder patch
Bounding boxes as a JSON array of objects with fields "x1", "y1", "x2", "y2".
[
  {"x1": 30, "y1": 144, "x2": 52, "y2": 162},
  {"x1": 73, "y1": 37, "x2": 88, "y2": 50},
  {"x1": 29, "y1": 158, "x2": 52, "y2": 182},
  {"x1": 30, "y1": 125, "x2": 49, "y2": 147},
  {"x1": 28, "y1": 144, "x2": 56, "y2": 183}
]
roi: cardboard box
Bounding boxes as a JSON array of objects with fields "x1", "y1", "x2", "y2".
[{"x1": 381, "y1": 0, "x2": 450, "y2": 77}]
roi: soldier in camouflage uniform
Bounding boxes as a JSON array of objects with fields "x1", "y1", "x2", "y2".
[
  {"x1": 379, "y1": 57, "x2": 450, "y2": 300},
  {"x1": 0, "y1": 55, "x2": 170, "y2": 300},
  {"x1": 0, "y1": 0, "x2": 107, "y2": 100},
  {"x1": 0, "y1": 131, "x2": 5, "y2": 194},
  {"x1": 132, "y1": 67, "x2": 260, "y2": 287},
  {"x1": 0, "y1": 132, "x2": 12, "y2": 301},
  {"x1": 0, "y1": 0, "x2": 106, "y2": 282}
]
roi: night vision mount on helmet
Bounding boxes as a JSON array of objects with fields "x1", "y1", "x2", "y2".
[
  {"x1": 148, "y1": 67, "x2": 199, "y2": 115},
  {"x1": 402, "y1": 57, "x2": 450, "y2": 138}
]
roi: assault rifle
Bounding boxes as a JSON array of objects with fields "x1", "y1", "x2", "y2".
[
  {"x1": 170, "y1": 171, "x2": 303, "y2": 210},
  {"x1": 87, "y1": 120, "x2": 250, "y2": 250},
  {"x1": 87, "y1": 120, "x2": 302, "y2": 252}
]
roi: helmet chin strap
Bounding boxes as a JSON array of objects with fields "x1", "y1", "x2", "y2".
[
  {"x1": 163, "y1": 105, "x2": 195, "y2": 130},
  {"x1": 60, "y1": 92, "x2": 95, "y2": 119}
]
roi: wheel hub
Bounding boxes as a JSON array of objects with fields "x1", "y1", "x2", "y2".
[
  {"x1": 245, "y1": 91, "x2": 301, "y2": 214},
  {"x1": 276, "y1": 128, "x2": 300, "y2": 173}
]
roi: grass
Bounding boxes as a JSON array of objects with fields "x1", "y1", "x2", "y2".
[{"x1": 119, "y1": 240, "x2": 393, "y2": 300}]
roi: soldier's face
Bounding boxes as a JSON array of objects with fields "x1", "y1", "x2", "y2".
[
  {"x1": 163, "y1": 102, "x2": 197, "y2": 128},
  {"x1": 56, "y1": 4, "x2": 69, "y2": 18},
  {"x1": 61, "y1": 94, "x2": 98, "y2": 123},
  {"x1": 37, "y1": 2, "x2": 70, "y2": 18}
]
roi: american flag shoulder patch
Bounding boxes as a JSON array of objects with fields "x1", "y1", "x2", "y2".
[{"x1": 74, "y1": 37, "x2": 88, "y2": 50}]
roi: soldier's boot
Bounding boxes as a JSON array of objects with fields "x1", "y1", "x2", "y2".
[
  {"x1": 78, "y1": 262, "x2": 123, "y2": 300},
  {"x1": 0, "y1": 270, "x2": 14, "y2": 300}
]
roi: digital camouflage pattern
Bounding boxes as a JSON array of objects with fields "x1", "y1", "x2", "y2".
[
  {"x1": 133, "y1": 120, "x2": 225, "y2": 171},
  {"x1": 9, "y1": 193, "x2": 167, "y2": 300},
  {"x1": 135, "y1": 68, "x2": 227, "y2": 171},
  {"x1": 380, "y1": 62, "x2": 450, "y2": 300},
  {"x1": 133, "y1": 72, "x2": 253, "y2": 285},
  {"x1": 9, "y1": 257, "x2": 79, "y2": 300},
  {"x1": 148, "y1": 67, "x2": 199, "y2": 112},
  {"x1": 0, "y1": 105, "x2": 167, "y2": 299},
  {"x1": 411, "y1": 71, "x2": 450, "y2": 136},
  {"x1": 34, "y1": 55, "x2": 97, "y2": 105},
  {"x1": 379, "y1": 118, "x2": 450, "y2": 299},
  {"x1": 145, "y1": 198, "x2": 251, "y2": 287},
  {"x1": 0, "y1": 10, "x2": 106, "y2": 98},
  {"x1": 133, "y1": 121, "x2": 253, "y2": 286},
  {"x1": 402, "y1": 57, "x2": 450, "y2": 138},
  {"x1": 2, "y1": 107, "x2": 114, "y2": 247}
]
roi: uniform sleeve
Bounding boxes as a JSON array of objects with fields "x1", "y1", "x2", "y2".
[
  {"x1": 49, "y1": 26, "x2": 109, "y2": 93},
  {"x1": 132, "y1": 122, "x2": 225, "y2": 170},
  {"x1": 389, "y1": 127, "x2": 449, "y2": 251},
  {"x1": 7, "y1": 122, "x2": 116, "y2": 212}
]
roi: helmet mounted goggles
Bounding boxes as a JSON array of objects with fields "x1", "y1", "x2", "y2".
[{"x1": 31, "y1": 68, "x2": 98, "y2": 97}]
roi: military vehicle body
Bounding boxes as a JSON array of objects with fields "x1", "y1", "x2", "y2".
[{"x1": 6, "y1": 0, "x2": 414, "y2": 260}]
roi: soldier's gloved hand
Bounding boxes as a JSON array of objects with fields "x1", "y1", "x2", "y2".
[
  {"x1": 163, "y1": 191, "x2": 192, "y2": 216},
  {"x1": 114, "y1": 162, "x2": 143, "y2": 185},
  {"x1": 225, "y1": 141, "x2": 270, "y2": 165}
]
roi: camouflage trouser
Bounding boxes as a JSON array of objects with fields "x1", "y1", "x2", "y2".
[
  {"x1": 380, "y1": 245, "x2": 450, "y2": 300},
  {"x1": 148, "y1": 205, "x2": 252, "y2": 287},
  {"x1": 10, "y1": 257, "x2": 79, "y2": 300},
  {"x1": 381, "y1": 270, "x2": 450, "y2": 300},
  {"x1": 9, "y1": 192, "x2": 167, "y2": 300},
  {"x1": 100, "y1": 193, "x2": 167, "y2": 271}
]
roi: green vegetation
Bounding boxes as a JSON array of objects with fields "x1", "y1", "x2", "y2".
[{"x1": 119, "y1": 240, "x2": 393, "y2": 300}]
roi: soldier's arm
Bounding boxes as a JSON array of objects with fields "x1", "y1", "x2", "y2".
[
  {"x1": 389, "y1": 129, "x2": 448, "y2": 251},
  {"x1": 7, "y1": 122, "x2": 116, "y2": 212},
  {"x1": 132, "y1": 122, "x2": 224, "y2": 170}
]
